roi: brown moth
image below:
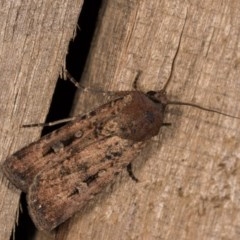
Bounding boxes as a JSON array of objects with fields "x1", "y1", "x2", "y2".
[{"x1": 2, "y1": 17, "x2": 240, "y2": 231}]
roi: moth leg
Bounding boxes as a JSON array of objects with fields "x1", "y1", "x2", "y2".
[
  {"x1": 65, "y1": 70, "x2": 100, "y2": 93},
  {"x1": 162, "y1": 123, "x2": 172, "y2": 127},
  {"x1": 132, "y1": 70, "x2": 143, "y2": 91},
  {"x1": 22, "y1": 117, "x2": 77, "y2": 128},
  {"x1": 65, "y1": 70, "x2": 118, "y2": 96},
  {"x1": 127, "y1": 163, "x2": 139, "y2": 182}
]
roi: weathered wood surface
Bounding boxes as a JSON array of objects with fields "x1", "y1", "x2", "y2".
[{"x1": 1, "y1": 0, "x2": 240, "y2": 240}]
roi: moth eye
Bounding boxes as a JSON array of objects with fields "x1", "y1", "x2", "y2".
[
  {"x1": 51, "y1": 142, "x2": 64, "y2": 153},
  {"x1": 75, "y1": 130, "x2": 83, "y2": 138}
]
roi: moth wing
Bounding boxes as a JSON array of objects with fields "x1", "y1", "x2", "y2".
[
  {"x1": 2, "y1": 95, "x2": 130, "y2": 192},
  {"x1": 27, "y1": 136, "x2": 144, "y2": 231}
]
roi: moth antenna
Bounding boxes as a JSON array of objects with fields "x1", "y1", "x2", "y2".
[
  {"x1": 162, "y1": 9, "x2": 188, "y2": 92},
  {"x1": 133, "y1": 11, "x2": 187, "y2": 92},
  {"x1": 161, "y1": 10, "x2": 240, "y2": 120},
  {"x1": 167, "y1": 101, "x2": 240, "y2": 120}
]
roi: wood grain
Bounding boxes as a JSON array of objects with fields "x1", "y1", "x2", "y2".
[
  {"x1": 0, "y1": 1, "x2": 83, "y2": 240},
  {"x1": 56, "y1": 0, "x2": 240, "y2": 240},
  {"x1": 1, "y1": 0, "x2": 240, "y2": 239}
]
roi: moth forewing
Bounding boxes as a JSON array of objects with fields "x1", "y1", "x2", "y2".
[
  {"x1": 2, "y1": 94, "x2": 130, "y2": 192},
  {"x1": 28, "y1": 137, "x2": 145, "y2": 231}
]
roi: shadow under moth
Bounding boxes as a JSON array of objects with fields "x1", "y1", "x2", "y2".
[{"x1": 2, "y1": 18, "x2": 240, "y2": 232}]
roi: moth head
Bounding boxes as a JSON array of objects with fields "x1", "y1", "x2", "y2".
[{"x1": 146, "y1": 90, "x2": 168, "y2": 106}]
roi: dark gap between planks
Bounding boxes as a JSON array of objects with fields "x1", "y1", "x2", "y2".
[{"x1": 12, "y1": 1, "x2": 103, "y2": 239}]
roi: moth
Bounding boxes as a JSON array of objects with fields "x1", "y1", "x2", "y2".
[
  {"x1": 3, "y1": 76, "x2": 239, "y2": 232},
  {"x1": 2, "y1": 21, "x2": 240, "y2": 232}
]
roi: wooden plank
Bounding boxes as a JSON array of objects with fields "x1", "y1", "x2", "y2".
[
  {"x1": 0, "y1": 1, "x2": 84, "y2": 239},
  {"x1": 56, "y1": 0, "x2": 240, "y2": 239}
]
